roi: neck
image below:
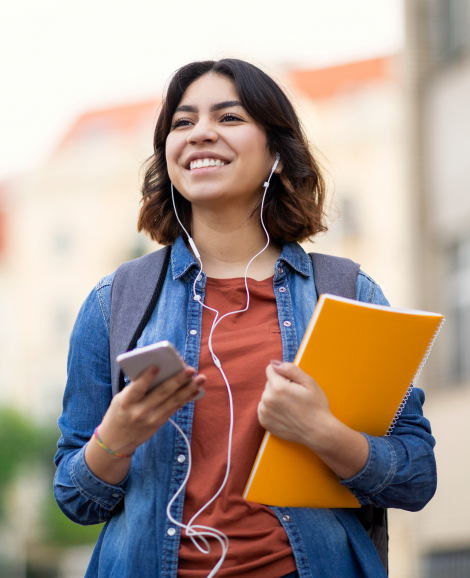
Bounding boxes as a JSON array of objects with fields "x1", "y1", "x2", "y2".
[{"x1": 189, "y1": 202, "x2": 281, "y2": 280}]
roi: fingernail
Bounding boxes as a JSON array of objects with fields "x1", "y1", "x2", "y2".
[
  {"x1": 270, "y1": 359, "x2": 283, "y2": 367},
  {"x1": 194, "y1": 388, "x2": 205, "y2": 400},
  {"x1": 151, "y1": 366, "x2": 160, "y2": 375}
]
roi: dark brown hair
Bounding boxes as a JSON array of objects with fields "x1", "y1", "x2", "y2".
[{"x1": 138, "y1": 59, "x2": 328, "y2": 245}]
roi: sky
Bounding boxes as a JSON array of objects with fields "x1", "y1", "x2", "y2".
[{"x1": 0, "y1": 0, "x2": 404, "y2": 181}]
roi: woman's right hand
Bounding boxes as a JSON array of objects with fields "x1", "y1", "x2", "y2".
[{"x1": 84, "y1": 365, "x2": 205, "y2": 485}]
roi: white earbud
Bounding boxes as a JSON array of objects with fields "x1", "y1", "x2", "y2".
[
  {"x1": 272, "y1": 152, "x2": 281, "y2": 173},
  {"x1": 263, "y1": 153, "x2": 280, "y2": 189}
]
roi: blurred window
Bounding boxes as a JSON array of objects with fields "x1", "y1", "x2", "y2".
[
  {"x1": 448, "y1": 238, "x2": 470, "y2": 382},
  {"x1": 340, "y1": 196, "x2": 360, "y2": 238},
  {"x1": 429, "y1": 0, "x2": 470, "y2": 66},
  {"x1": 53, "y1": 231, "x2": 72, "y2": 256},
  {"x1": 423, "y1": 548, "x2": 470, "y2": 577},
  {"x1": 53, "y1": 303, "x2": 72, "y2": 344}
]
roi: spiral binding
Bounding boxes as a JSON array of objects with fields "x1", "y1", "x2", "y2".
[{"x1": 385, "y1": 317, "x2": 445, "y2": 436}]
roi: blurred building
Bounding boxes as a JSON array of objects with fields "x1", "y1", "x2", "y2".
[
  {"x1": 288, "y1": 56, "x2": 412, "y2": 309},
  {"x1": 388, "y1": 1, "x2": 470, "y2": 577},
  {"x1": 0, "y1": 101, "x2": 158, "y2": 420}
]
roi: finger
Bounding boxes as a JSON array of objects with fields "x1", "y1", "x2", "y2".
[
  {"x1": 268, "y1": 360, "x2": 315, "y2": 388},
  {"x1": 125, "y1": 365, "x2": 161, "y2": 402},
  {"x1": 264, "y1": 366, "x2": 315, "y2": 414},
  {"x1": 265, "y1": 364, "x2": 293, "y2": 393},
  {"x1": 152, "y1": 378, "x2": 203, "y2": 423},
  {"x1": 145, "y1": 367, "x2": 197, "y2": 405}
]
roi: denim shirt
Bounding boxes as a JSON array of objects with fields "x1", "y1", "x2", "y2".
[{"x1": 54, "y1": 236, "x2": 437, "y2": 578}]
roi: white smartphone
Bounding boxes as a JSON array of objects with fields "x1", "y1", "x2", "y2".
[{"x1": 116, "y1": 341, "x2": 186, "y2": 394}]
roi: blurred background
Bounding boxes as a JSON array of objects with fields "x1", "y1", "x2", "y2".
[{"x1": 0, "y1": 0, "x2": 469, "y2": 576}]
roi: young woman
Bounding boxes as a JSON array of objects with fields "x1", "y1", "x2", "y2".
[{"x1": 54, "y1": 59, "x2": 437, "y2": 578}]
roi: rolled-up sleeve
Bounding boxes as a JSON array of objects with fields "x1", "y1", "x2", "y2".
[
  {"x1": 54, "y1": 275, "x2": 128, "y2": 525},
  {"x1": 340, "y1": 387, "x2": 436, "y2": 511}
]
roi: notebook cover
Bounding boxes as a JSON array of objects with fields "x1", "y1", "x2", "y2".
[{"x1": 243, "y1": 294, "x2": 444, "y2": 508}]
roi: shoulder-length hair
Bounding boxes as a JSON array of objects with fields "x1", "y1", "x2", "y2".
[{"x1": 138, "y1": 59, "x2": 328, "y2": 245}]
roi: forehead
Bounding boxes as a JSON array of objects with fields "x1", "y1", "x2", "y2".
[{"x1": 176, "y1": 73, "x2": 239, "y2": 110}]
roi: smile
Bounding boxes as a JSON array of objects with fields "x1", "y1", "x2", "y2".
[{"x1": 189, "y1": 158, "x2": 227, "y2": 170}]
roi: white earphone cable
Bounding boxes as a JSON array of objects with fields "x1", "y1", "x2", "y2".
[{"x1": 167, "y1": 154, "x2": 279, "y2": 576}]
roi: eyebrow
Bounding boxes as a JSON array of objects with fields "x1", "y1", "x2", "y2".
[{"x1": 174, "y1": 100, "x2": 243, "y2": 114}]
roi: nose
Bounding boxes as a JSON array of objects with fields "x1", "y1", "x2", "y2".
[{"x1": 186, "y1": 118, "x2": 218, "y2": 145}]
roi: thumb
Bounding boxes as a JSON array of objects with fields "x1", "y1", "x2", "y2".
[{"x1": 269, "y1": 360, "x2": 313, "y2": 388}]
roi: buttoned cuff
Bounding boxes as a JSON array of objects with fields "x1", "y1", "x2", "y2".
[
  {"x1": 339, "y1": 434, "x2": 396, "y2": 503},
  {"x1": 70, "y1": 444, "x2": 129, "y2": 510}
]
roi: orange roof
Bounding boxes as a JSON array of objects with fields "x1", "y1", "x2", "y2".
[
  {"x1": 59, "y1": 99, "x2": 160, "y2": 149},
  {"x1": 289, "y1": 56, "x2": 395, "y2": 101}
]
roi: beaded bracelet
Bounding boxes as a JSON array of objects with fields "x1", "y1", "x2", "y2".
[{"x1": 93, "y1": 426, "x2": 134, "y2": 458}]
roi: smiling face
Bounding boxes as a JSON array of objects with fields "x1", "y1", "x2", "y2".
[{"x1": 165, "y1": 73, "x2": 276, "y2": 212}]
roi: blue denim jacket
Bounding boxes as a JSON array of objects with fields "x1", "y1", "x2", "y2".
[{"x1": 54, "y1": 237, "x2": 437, "y2": 578}]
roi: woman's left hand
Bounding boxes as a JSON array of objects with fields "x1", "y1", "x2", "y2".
[{"x1": 258, "y1": 360, "x2": 370, "y2": 480}]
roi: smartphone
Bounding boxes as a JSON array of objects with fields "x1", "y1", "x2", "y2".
[{"x1": 116, "y1": 341, "x2": 186, "y2": 394}]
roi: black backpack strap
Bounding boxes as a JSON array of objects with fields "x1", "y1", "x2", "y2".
[
  {"x1": 309, "y1": 252, "x2": 389, "y2": 574},
  {"x1": 109, "y1": 245, "x2": 171, "y2": 396}
]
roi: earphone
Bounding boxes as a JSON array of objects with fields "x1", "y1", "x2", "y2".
[{"x1": 167, "y1": 153, "x2": 280, "y2": 577}]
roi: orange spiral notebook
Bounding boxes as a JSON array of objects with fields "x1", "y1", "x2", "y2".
[{"x1": 243, "y1": 294, "x2": 444, "y2": 508}]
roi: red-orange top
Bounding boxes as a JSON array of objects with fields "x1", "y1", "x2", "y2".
[{"x1": 177, "y1": 276, "x2": 297, "y2": 578}]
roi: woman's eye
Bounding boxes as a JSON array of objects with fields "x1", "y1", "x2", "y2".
[
  {"x1": 221, "y1": 114, "x2": 242, "y2": 122},
  {"x1": 172, "y1": 118, "x2": 192, "y2": 129}
]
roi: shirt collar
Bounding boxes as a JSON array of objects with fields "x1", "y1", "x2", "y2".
[
  {"x1": 170, "y1": 234, "x2": 311, "y2": 280},
  {"x1": 170, "y1": 235, "x2": 200, "y2": 280},
  {"x1": 277, "y1": 240, "x2": 311, "y2": 277}
]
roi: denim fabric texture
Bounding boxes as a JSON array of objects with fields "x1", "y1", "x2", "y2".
[{"x1": 54, "y1": 236, "x2": 437, "y2": 578}]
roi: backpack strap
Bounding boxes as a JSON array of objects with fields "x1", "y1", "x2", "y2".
[
  {"x1": 109, "y1": 245, "x2": 171, "y2": 396},
  {"x1": 309, "y1": 252, "x2": 388, "y2": 575},
  {"x1": 309, "y1": 252, "x2": 359, "y2": 299}
]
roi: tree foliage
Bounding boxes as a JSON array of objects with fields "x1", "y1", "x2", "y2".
[{"x1": 0, "y1": 407, "x2": 104, "y2": 545}]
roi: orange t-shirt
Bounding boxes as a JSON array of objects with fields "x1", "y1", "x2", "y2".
[{"x1": 177, "y1": 276, "x2": 297, "y2": 578}]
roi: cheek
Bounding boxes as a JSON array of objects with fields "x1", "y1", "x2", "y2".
[
  {"x1": 165, "y1": 135, "x2": 183, "y2": 181},
  {"x1": 234, "y1": 129, "x2": 270, "y2": 173}
]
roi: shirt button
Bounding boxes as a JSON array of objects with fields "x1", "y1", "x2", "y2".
[
  {"x1": 167, "y1": 527, "x2": 176, "y2": 536},
  {"x1": 282, "y1": 514, "x2": 291, "y2": 522},
  {"x1": 193, "y1": 295, "x2": 201, "y2": 301},
  {"x1": 283, "y1": 320, "x2": 291, "y2": 327},
  {"x1": 112, "y1": 493, "x2": 120, "y2": 498},
  {"x1": 279, "y1": 287, "x2": 286, "y2": 293},
  {"x1": 189, "y1": 330, "x2": 197, "y2": 335},
  {"x1": 177, "y1": 454, "x2": 186, "y2": 463},
  {"x1": 197, "y1": 274, "x2": 202, "y2": 282},
  {"x1": 278, "y1": 268, "x2": 283, "y2": 274}
]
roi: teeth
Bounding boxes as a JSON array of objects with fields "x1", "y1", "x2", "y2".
[{"x1": 189, "y1": 158, "x2": 226, "y2": 170}]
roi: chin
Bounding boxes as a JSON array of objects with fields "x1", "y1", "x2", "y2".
[{"x1": 182, "y1": 181, "x2": 238, "y2": 202}]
